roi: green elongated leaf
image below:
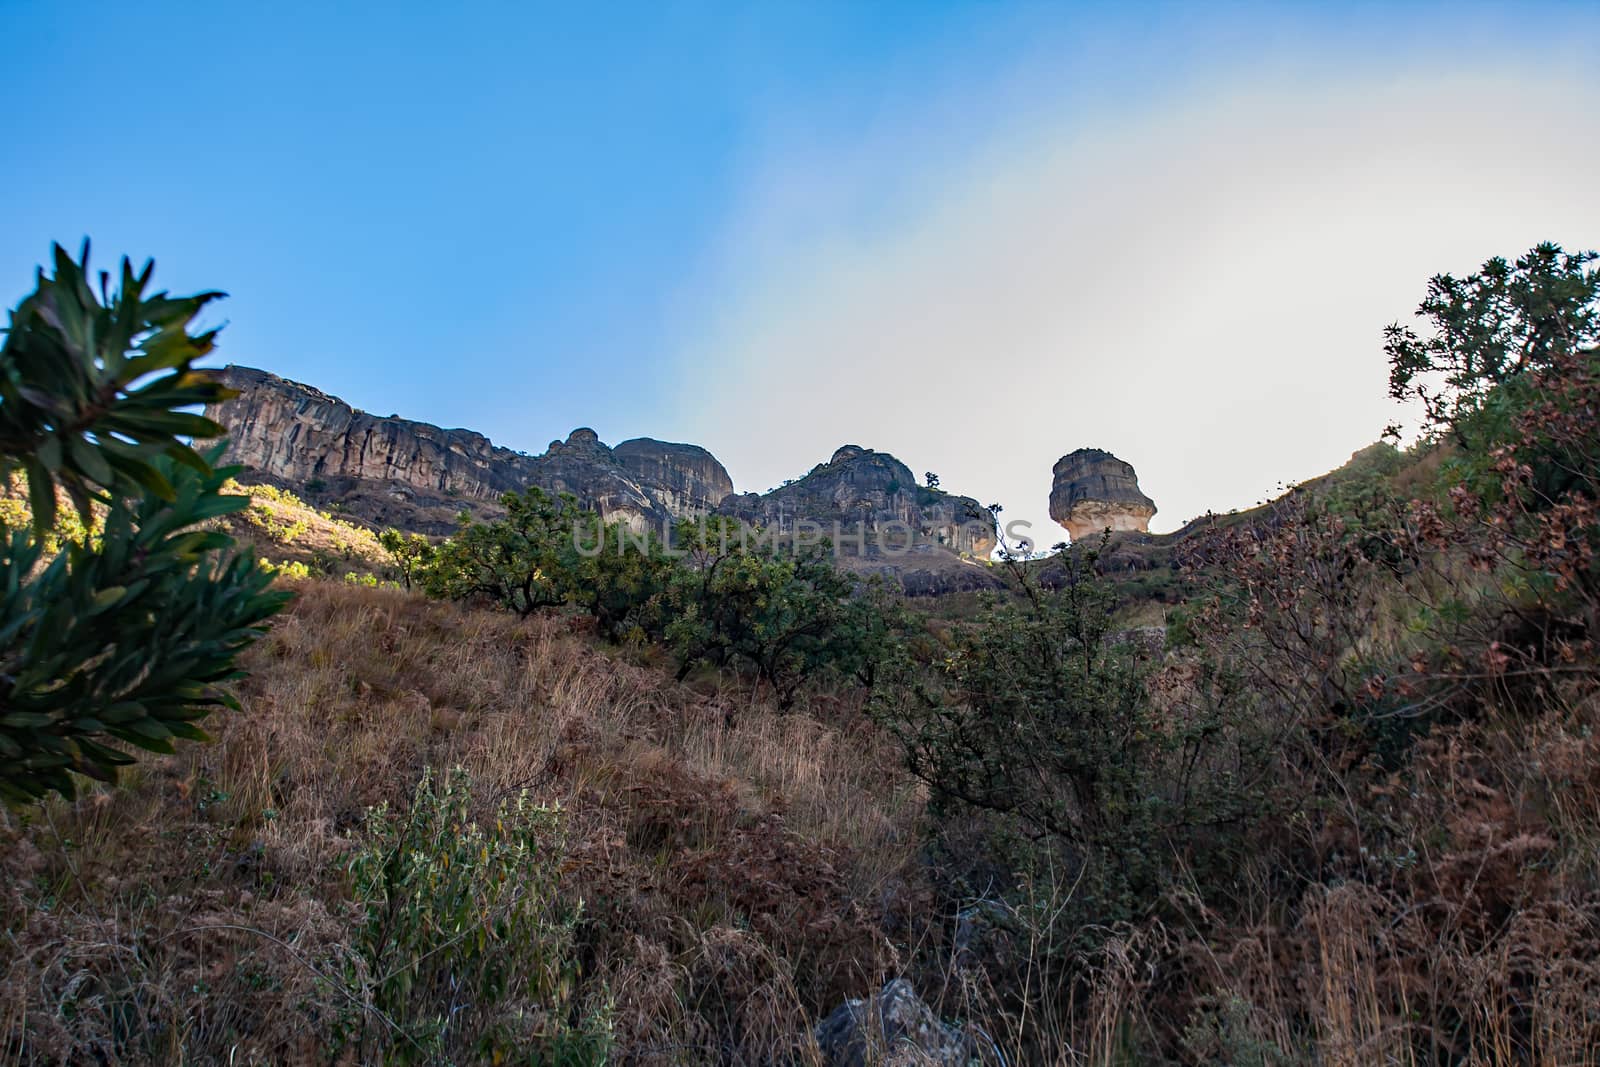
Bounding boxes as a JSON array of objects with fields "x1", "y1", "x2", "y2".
[
  {"x1": 89, "y1": 586, "x2": 126, "y2": 614},
  {"x1": 73, "y1": 738, "x2": 134, "y2": 768},
  {"x1": 115, "y1": 731, "x2": 176, "y2": 755},
  {"x1": 67, "y1": 436, "x2": 114, "y2": 487},
  {"x1": 164, "y1": 442, "x2": 214, "y2": 477},
  {"x1": 181, "y1": 491, "x2": 250, "y2": 524},
  {"x1": 116, "y1": 456, "x2": 175, "y2": 502},
  {"x1": 15, "y1": 385, "x2": 68, "y2": 416},
  {"x1": 36, "y1": 435, "x2": 63, "y2": 473},
  {"x1": 101, "y1": 702, "x2": 149, "y2": 724},
  {"x1": 125, "y1": 716, "x2": 173, "y2": 741},
  {"x1": 103, "y1": 408, "x2": 221, "y2": 438},
  {"x1": 23, "y1": 456, "x2": 55, "y2": 532},
  {"x1": 165, "y1": 721, "x2": 210, "y2": 742},
  {"x1": 1, "y1": 712, "x2": 54, "y2": 727}
]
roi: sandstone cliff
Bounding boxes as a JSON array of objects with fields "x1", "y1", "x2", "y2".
[
  {"x1": 204, "y1": 366, "x2": 732, "y2": 533},
  {"x1": 1049, "y1": 448, "x2": 1156, "y2": 541}
]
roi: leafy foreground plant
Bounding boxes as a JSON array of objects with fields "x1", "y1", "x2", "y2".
[
  {"x1": 341, "y1": 766, "x2": 610, "y2": 1065},
  {"x1": 0, "y1": 242, "x2": 288, "y2": 802}
]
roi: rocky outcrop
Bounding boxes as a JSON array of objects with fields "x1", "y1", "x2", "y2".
[
  {"x1": 203, "y1": 366, "x2": 732, "y2": 533},
  {"x1": 205, "y1": 366, "x2": 1000, "y2": 590},
  {"x1": 814, "y1": 979, "x2": 980, "y2": 1067},
  {"x1": 614, "y1": 438, "x2": 734, "y2": 517},
  {"x1": 205, "y1": 366, "x2": 540, "y2": 502},
  {"x1": 718, "y1": 445, "x2": 996, "y2": 558},
  {"x1": 1049, "y1": 448, "x2": 1156, "y2": 541},
  {"x1": 519, "y1": 427, "x2": 717, "y2": 533}
]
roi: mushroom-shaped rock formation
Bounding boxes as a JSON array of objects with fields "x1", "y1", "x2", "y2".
[{"x1": 1049, "y1": 448, "x2": 1156, "y2": 541}]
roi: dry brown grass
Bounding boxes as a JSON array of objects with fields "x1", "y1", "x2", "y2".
[{"x1": 0, "y1": 581, "x2": 918, "y2": 1064}]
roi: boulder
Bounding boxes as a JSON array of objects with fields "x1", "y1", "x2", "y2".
[
  {"x1": 613, "y1": 437, "x2": 735, "y2": 516},
  {"x1": 814, "y1": 979, "x2": 980, "y2": 1067}
]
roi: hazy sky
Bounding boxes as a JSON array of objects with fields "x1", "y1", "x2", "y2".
[{"x1": 4, "y1": 2, "x2": 1598, "y2": 538}]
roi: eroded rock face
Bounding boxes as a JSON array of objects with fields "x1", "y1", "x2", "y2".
[
  {"x1": 1049, "y1": 448, "x2": 1156, "y2": 541},
  {"x1": 203, "y1": 366, "x2": 732, "y2": 532},
  {"x1": 206, "y1": 366, "x2": 535, "y2": 499},
  {"x1": 717, "y1": 445, "x2": 996, "y2": 558},
  {"x1": 614, "y1": 438, "x2": 734, "y2": 517}
]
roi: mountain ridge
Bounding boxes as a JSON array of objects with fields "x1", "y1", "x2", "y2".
[{"x1": 203, "y1": 365, "x2": 1007, "y2": 593}]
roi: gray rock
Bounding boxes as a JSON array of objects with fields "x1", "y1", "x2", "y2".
[
  {"x1": 614, "y1": 437, "x2": 735, "y2": 516},
  {"x1": 718, "y1": 445, "x2": 996, "y2": 558},
  {"x1": 204, "y1": 367, "x2": 1004, "y2": 594},
  {"x1": 814, "y1": 979, "x2": 980, "y2": 1067}
]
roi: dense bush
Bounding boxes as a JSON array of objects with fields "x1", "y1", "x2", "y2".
[
  {"x1": 875, "y1": 543, "x2": 1268, "y2": 938},
  {"x1": 399, "y1": 505, "x2": 899, "y2": 708},
  {"x1": 657, "y1": 517, "x2": 885, "y2": 706},
  {"x1": 574, "y1": 519, "x2": 678, "y2": 642}
]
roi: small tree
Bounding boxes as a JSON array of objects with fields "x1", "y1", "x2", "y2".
[
  {"x1": 423, "y1": 487, "x2": 585, "y2": 616},
  {"x1": 577, "y1": 519, "x2": 676, "y2": 642},
  {"x1": 0, "y1": 243, "x2": 288, "y2": 802},
  {"x1": 659, "y1": 518, "x2": 879, "y2": 707},
  {"x1": 1386, "y1": 242, "x2": 1599, "y2": 442},
  {"x1": 378, "y1": 527, "x2": 436, "y2": 590}
]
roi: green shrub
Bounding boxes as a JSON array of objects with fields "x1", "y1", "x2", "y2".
[
  {"x1": 875, "y1": 543, "x2": 1265, "y2": 933},
  {"x1": 262, "y1": 557, "x2": 313, "y2": 581},
  {"x1": 342, "y1": 767, "x2": 609, "y2": 1065},
  {"x1": 576, "y1": 519, "x2": 677, "y2": 642}
]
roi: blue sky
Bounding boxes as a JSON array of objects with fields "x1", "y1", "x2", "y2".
[{"x1": 5, "y1": 2, "x2": 1599, "y2": 536}]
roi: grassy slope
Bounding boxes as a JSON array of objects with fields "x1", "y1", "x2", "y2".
[
  {"x1": 1, "y1": 581, "x2": 916, "y2": 1063},
  {"x1": 217, "y1": 480, "x2": 392, "y2": 580}
]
